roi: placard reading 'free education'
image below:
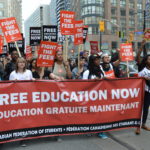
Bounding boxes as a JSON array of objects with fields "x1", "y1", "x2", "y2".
[{"x1": 0, "y1": 78, "x2": 144, "y2": 143}]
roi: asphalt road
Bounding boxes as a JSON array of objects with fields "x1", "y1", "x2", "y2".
[{"x1": 1, "y1": 116, "x2": 150, "y2": 150}]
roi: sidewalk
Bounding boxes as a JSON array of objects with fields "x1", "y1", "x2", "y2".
[{"x1": 1, "y1": 116, "x2": 150, "y2": 150}]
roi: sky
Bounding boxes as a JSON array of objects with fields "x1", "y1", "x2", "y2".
[{"x1": 22, "y1": 0, "x2": 51, "y2": 22}]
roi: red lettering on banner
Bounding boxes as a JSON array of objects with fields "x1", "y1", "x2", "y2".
[{"x1": 0, "y1": 17, "x2": 22, "y2": 43}]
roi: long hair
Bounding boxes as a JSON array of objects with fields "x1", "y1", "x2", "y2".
[
  {"x1": 88, "y1": 55, "x2": 103, "y2": 78},
  {"x1": 15, "y1": 57, "x2": 27, "y2": 73},
  {"x1": 29, "y1": 58, "x2": 37, "y2": 70},
  {"x1": 140, "y1": 55, "x2": 150, "y2": 70}
]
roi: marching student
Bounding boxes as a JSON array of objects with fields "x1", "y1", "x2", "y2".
[
  {"x1": 4, "y1": 49, "x2": 19, "y2": 80},
  {"x1": 52, "y1": 50, "x2": 72, "y2": 80},
  {"x1": 9, "y1": 57, "x2": 33, "y2": 80},
  {"x1": 100, "y1": 52, "x2": 120, "y2": 79},
  {"x1": 83, "y1": 54, "x2": 103, "y2": 79},
  {"x1": 72, "y1": 56, "x2": 87, "y2": 79},
  {"x1": 136, "y1": 55, "x2": 150, "y2": 134}
]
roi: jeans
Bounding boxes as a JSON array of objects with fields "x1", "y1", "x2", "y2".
[{"x1": 142, "y1": 91, "x2": 150, "y2": 124}]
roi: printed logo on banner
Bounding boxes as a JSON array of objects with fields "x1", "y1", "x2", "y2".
[
  {"x1": 0, "y1": 35, "x2": 3, "y2": 54},
  {"x1": 60, "y1": 10, "x2": 75, "y2": 35},
  {"x1": 74, "y1": 20, "x2": 83, "y2": 45},
  {"x1": 90, "y1": 41, "x2": 100, "y2": 54},
  {"x1": 30, "y1": 27, "x2": 41, "y2": 46},
  {"x1": 120, "y1": 43, "x2": 134, "y2": 61},
  {"x1": 2, "y1": 45, "x2": 8, "y2": 54},
  {"x1": 42, "y1": 25, "x2": 58, "y2": 42},
  {"x1": 26, "y1": 46, "x2": 32, "y2": 60},
  {"x1": 0, "y1": 17, "x2": 22, "y2": 43},
  {"x1": 37, "y1": 41, "x2": 57, "y2": 67}
]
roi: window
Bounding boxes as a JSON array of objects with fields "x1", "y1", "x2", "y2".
[
  {"x1": 0, "y1": 11, "x2": 4, "y2": 17},
  {"x1": 129, "y1": 0, "x2": 134, "y2": 9},
  {"x1": 82, "y1": 6, "x2": 104, "y2": 16},
  {"x1": 129, "y1": 19, "x2": 135, "y2": 27},
  {"x1": 120, "y1": 9, "x2": 126, "y2": 16},
  {"x1": 111, "y1": 0, "x2": 117, "y2": 6},
  {"x1": 88, "y1": 27, "x2": 92, "y2": 34},
  {"x1": 111, "y1": 18, "x2": 117, "y2": 24},
  {"x1": 129, "y1": 10, "x2": 134, "y2": 16},
  {"x1": 120, "y1": 0, "x2": 126, "y2": 7},
  {"x1": 120, "y1": 18, "x2": 126, "y2": 27},
  {"x1": 137, "y1": 3, "x2": 142, "y2": 9},
  {"x1": 0, "y1": 3, "x2": 4, "y2": 8},
  {"x1": 111, "y1": 8, "x2": 117, "y2": 15}
]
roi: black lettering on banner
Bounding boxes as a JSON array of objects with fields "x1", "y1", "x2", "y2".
[
  {"x1": 30, "y1": 27, "x2": 41, "y2": 46},
  {"x1": 8, "y1": 33, "x2": 25, "y2": 54},
  {"x1": 42, "y1": 25, "x2": 58, "y2": 42},
  {"x1": 83, "y1": 28, "x2": 88, "y2": 43},
  {"x1": 0, "y1": 119, "x2": 141, "y2": 143}
]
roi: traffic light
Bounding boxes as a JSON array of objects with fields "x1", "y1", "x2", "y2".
[
  {"x1": 118, "y1": 31, "x2": 124, "y2": 38},
  {"x1": 99, "y1": 21, "x2": 105, "y2": 32}
]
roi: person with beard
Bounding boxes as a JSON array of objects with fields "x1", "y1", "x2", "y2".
[
  {"x1": 100, "y1": 53, "x2": 120, "y2": 79},
  {"x1": 135, "y1": 55, "x2": 150, "y2": 134},
  {"x1": 4, "y1": 49, "x2": 19, "y2": 80}
]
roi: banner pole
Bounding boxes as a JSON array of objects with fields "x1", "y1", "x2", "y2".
[
  {"x1": 65, "y1": 35, "x2": 69, "y2": 61},
  {"x1": 78, "y1": 45, "x2": 81, "y2": 73},
  {"x1": 14, "y1": 41, "x2": 21, "y2": 57},
  {"x1": 127, "y1": 60, "x2": 129, "y2": 78}
]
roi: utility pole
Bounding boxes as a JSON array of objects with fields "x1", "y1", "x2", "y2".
[{"x1": 143, "y1": 10, "x2": 147, "y2": 57}]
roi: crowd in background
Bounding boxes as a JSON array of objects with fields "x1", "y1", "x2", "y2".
[{"x1": 0, "y1": 40, "x2": 150, "y2": 139}]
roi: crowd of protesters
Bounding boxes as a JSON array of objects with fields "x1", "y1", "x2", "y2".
[{"x1": 0, "y1": 40, "x2": 150, "y2": 144}]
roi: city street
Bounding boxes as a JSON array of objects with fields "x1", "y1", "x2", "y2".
[{"x1": 1, "y1": 114, "x2": 150, "y2": 150}]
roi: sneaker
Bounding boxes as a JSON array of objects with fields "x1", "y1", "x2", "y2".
[{"x1": 98, "y1": 132, "x2": 108, "y2": 139}]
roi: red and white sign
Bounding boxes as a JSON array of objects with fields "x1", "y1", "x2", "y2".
[
  {"x1": 0, "y1": 78, "x2": 144, "y2": 143},
  {"x1": 37, "y1": 41, "x2": 57, "y2": 67},
  {"x1": 105, "y1": 70, "x2": 115, "y2": 79},
  {"x1": 90, "y1": 41, "x2": 100, "y2": 54},
  {"x1": 0, "y1": 17, "x2": 22, "y2": 43},
  {"x1": 0, "y1": 35, "x2": 3, "y2": 54},
  {"x1": 26, "y1": 46, "x2": 32, "y2": 60},
  {"x1": 144, "y1": 29, "x2": 150, "y2": 40},
  {"x1": 120, "y1": 43, "x2": 134, "y2": 61},
  {"x1": 74, "y1": 20, "x2": 83, "y2": 45},
  {"x1": 60, "y1": 10, "x2": 75, "y2": 35}
]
